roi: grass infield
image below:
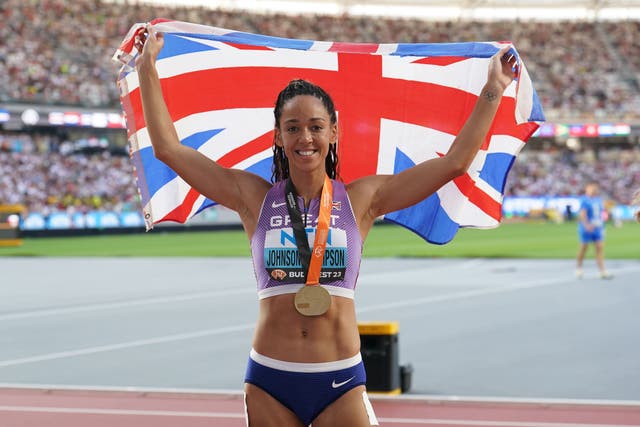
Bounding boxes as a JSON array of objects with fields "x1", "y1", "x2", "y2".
[{"x1": 1, "y1": 221, "x2": 637, "y2": 259}]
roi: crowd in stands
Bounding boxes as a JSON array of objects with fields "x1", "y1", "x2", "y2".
[
  {"x1": 2, "y1": 132, "x2": 639, "y2": 219},
  {"x1": 1, "y1": 1, "x2": 639, "y2": 220},
  {"x1": 1, "y1": 0, "x2": 640, "y2": 121},
  {"x1": 0, "y1": 132, "x2": 138, "y2": 215},
  {"x1": 505, "y1": 145, "x2": 640, "y2": 206}
]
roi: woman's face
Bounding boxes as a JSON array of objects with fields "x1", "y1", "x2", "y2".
[{"x1": 275, "y1": 95, "x2": 337, "y2": 175}]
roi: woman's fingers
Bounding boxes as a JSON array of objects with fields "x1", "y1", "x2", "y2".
[
  {"x1": 133, "y1": 23, "x2": 160, "y2": 51},
  {"x1": 497, "y1": 45, "x2": 518, "y2": 78},
  {"x1": 145, "y1": 23, "x2": 164, "y2": 43}
]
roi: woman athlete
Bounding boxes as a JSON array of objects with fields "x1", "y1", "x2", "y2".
[{"x1": 134, "y1": 24, "x2": 518, "y2": 427}]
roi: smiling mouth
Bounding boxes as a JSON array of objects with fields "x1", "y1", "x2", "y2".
[{"x1": 296, "y1": 150, "x2": 317, "y2": 157}]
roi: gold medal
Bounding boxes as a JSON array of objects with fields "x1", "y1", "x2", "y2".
[
  {"x1": 294, "y1": 285, "x2": 331, "y2": 316},
  {"x1": 285, "y1": 176, "x2": 334, "y2": 316}
]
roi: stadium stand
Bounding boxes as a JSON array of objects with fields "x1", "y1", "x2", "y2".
[
  {"x1": 0, "y1": 132, "x2": 137, "y2": 214},
  {"x1": 506, "y1": 146, "x2": 640, "y2": 205},
  {"x1": 1, "y1": 0, "x2": 638, "y2": 223},
  {"x1": 1, "y1": 0, "x2": 639, "y2": 119}
]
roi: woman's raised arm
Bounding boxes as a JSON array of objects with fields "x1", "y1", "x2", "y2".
[
  {"x1": 134, "y1": 24, "x2": 270, "y2": 235},
  {"x1": 348, "y1": 44, "x2": 518, "y2": 237}
]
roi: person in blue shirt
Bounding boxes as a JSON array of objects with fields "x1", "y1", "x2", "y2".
[{"x1": 576, "y1": 182, "x2": 612, "y2": 279}]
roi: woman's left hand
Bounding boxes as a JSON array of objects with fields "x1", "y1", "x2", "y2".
[{"x1": 487, "y1": 44, "x2": 519, "y2": 92}]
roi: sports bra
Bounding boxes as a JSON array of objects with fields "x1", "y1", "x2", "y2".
[{"x1": 250, "y1": 179, "x2": 363, "y2": 300}]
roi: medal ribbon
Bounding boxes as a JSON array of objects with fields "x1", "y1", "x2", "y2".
[{"x1": 284, "y1": 175, "x2": 333, "y2": 285}]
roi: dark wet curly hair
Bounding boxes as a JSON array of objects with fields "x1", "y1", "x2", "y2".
[{"x1": 271, "y1": 79, "x2": 339, "y2": 182}]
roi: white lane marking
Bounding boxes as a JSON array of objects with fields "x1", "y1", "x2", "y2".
[
  {"x1": 2, "y1": 264, "x2": 638, "y2": 368},
  {"x1": 0, "y1": 276, "x2": 557, "y2": 368},
  {"x1": 361, "y1": 262, "x2": 640, "y2": 288},
  {"x1": 0, "y1": 383, "x2": 245, "y2": 397},
  {"x1": 0, "y1": 324, "x2": 254, "y2": 368},
  {"x1": 0, "y1": 405, "x2": 243, "y2": 418},
  {"x1": 357, "y1": 275, "x2": 572, "y2": 314},
  {"x1": 376, "y1": 418, "x2": 640, "y2": 427},
  {"x1": 360, "y1": 259, "x2": 486, "y2": 286},
  {"x1": 2, "y1": 384, "x2": 639, "y2": 408},
  {"x1": 0, "y1": 288, "x2": 253, "y2": 321},
  {"x1": 3, "y1": 262, "x2": 637, "y2": 321},
  {"x1": 0, "y1": 406, "x2": 636, "y2": 426},
  {"x1": 0, "y1": 275, "x2": 587, "y2": 368},
  {"x1": 370, "y1": 393, "x2": 640, "y2": 406}
]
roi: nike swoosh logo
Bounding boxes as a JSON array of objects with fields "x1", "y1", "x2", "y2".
[
  {"x1": 272, "y1": 201, "x2": 287, "y2": 208},
  {"x1": 331, "y1": 376, "x2": 355, "y2": 388}
]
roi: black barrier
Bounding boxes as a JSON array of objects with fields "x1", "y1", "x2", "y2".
[{"x1": 359, "y1": 321, "x2": 412, "y2": 394}]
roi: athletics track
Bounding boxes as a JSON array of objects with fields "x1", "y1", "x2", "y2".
[
  {"x1": 1, "y1": 257, "x2": 639, "y2": 425},
  {"x1": 1, "y1": 385, "x2": 640, "y2": 426}
]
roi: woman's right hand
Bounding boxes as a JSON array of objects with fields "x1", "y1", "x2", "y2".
[{"x1": 134, "y1": 23, "x2": 164, "y2": 71}]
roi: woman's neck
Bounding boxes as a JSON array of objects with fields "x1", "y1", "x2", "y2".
[{"x1": 289, "y1": 170, "x2": 326, "y2": 206}]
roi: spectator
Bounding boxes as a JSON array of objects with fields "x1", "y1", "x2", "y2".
[
  {"x1": 2, "y1": 1, "x2": 639, "y2": 219},
  {"x1": 0, "y1": 133, "x2": 139, "y2": 214},
  {"x1": 0, "y1": 0, "x2": 638, "y2": 121}
]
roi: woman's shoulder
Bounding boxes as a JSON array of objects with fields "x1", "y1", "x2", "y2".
[
  {"x1": 259, "y1": 180, "x2": 284, "y2": 202},
  {"x1": 344, "y1": 174, "x2": 386, "y2": 198}
]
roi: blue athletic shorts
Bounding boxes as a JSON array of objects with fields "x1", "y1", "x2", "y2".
[
  {"x1": 579, "y1": 226, "x2": 603, "y2": 243},
  {"x1": 244, "y1": 349, "x2": 367, "y2": 425}
]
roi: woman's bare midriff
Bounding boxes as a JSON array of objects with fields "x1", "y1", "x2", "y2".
[{"x1": 251, "y1": 292, "x2": 361, "y2": 362}]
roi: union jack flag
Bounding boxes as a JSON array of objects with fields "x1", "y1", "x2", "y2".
[{"x1": 114, "y1": 19, "x2": 544, "y2": 244}]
